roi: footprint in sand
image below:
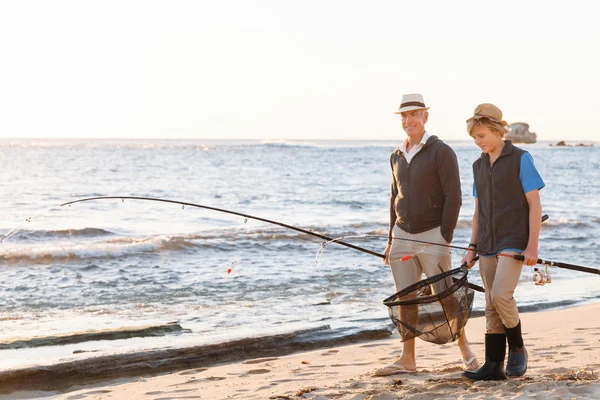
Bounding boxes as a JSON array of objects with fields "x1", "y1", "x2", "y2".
[
  {"x1": 256, "y1": 385, "x2": 274, "y2": 391},
  {"x1": 247, "y1": 368, "x2": 271, "y2": 374},
  {"x1": 203, "y1": 376, "x2": 227, "y2": 381},
  {"x1": 67, "y1": 390, "x2": 112, "y2": 399},
  {"x1": 272, "y1": 378, "x2": 304, "y2": 383},
  {"x1": 360, "y1": 343, "x2": 391, "y2": 348},
  {"x1": 295, "y1": 372, "x2": 318, "y2": 376},
  {"x1": 178, "y1": 368, "x2": 208, "y2": 376},
  {"x1": 434, "y1": 366, "x2": 463, "y2": 373},
  {"x1": 243, "y1": 357, "x2": 279, "y2": 364},
  {"x1": 168, "y1": 381, "x2": 201, "y2": 387},
  {"x1": 153, "y1": 397, "x2": 202, "y2": 400},
  {"x1": 537, "y1": 353, "x2": 556, "y2": 358},
  {"x1": 321, "y1": 349, "x2": 340, "y2": 355},
  {"x1": 331, "y1": 362, "x2": 371, "y2": 367},
  {"x1": 545, "y1": 367, "x2": 571, "y2": 374}
]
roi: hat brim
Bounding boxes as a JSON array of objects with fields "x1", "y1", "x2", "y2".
[
  {"x1": 466, "y1": 115, "x2": 510, "y2": 132},
  {"x1": 393, "y1": 106, "x2": 430, "y2": 114}
]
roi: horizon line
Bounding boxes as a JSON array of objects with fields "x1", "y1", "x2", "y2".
[{"x1": 0, "y1": 137, "x2": 596, "y2": 143}]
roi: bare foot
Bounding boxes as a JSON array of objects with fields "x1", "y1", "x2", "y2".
[{"x1": 390, "y1": 356, "x2": 416, "y2": 372}]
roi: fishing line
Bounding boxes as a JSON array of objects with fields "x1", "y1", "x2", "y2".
[
  {"x1": 315, "y1": 233, "x2": 484, "y2": 291},
  {"x1": 0, "y1": 205, "x2": 60, "y2": 243}
]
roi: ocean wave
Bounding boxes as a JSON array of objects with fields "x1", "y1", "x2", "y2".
[
  {"x1": 259, "y1": 140, "x2": 399, "y2": 149},
  {"x1": 15, "y1": 228, "x2": 115, "y2": 240},
  {"x1": 0, "y1": 140, "x2": 214, "y2": 150},
  {"x1": 260, "y1": 140, "x2": 317, "y2": 149},
  {"x1": 541, "y1": 218, "x2": 591, "y2": 228},
  {"x1": 0, "y1": 236, "x2": 202, "y2": 264},
  {"x1": 0, "y1": 227, "x2": 391, "y2": 264}
]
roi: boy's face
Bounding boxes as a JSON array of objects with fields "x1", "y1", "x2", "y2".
[
  {"x1": 400, "y1": 109, "x2": 428, "y2": 139},
  {"x1": 470, "y1": 125, "x2": 503, "y2": 153}
]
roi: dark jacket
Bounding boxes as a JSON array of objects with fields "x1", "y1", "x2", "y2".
[
  {"x1": 473, "y1": 140, "x2": 529, "y2": 254},
  {"x1": 388, "y1": 135, "x2": 462, "y2": 243}
]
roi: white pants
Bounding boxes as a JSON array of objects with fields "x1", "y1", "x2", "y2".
[{"x1": 389, "y1": 225, "x2": 452, "y2": 295}]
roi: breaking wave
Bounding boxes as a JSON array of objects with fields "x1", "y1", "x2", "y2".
[
  {"x1": 13, "y1": 228, "x2": 115, "y2": 240},
  {"x1": 0, "y1": 236, "x2": 200, "y2": 264}
]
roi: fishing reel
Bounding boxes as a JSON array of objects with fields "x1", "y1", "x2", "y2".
[{"x1": 532, "y1": 265, "x2": 551, "y2": 286}]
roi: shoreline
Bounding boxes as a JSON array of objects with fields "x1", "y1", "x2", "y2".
[
  {"x1": 0, "y1": 325, "x2": 392, "y2": 395},
  {"x1": 4, "y1": 302, "x2": 600, "y2": 399}
]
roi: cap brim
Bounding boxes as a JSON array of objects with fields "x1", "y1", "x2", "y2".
[{"x1": 393, "y1": 106, "x2": 430, "y2": 114}]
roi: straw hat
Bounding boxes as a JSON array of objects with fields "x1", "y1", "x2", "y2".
[
  {"x1": 394, "y1": 93, "x2": 430, "y2": 114},
  {"x1": 466, "y1": 103, "x2": 510, "y2": 133}
]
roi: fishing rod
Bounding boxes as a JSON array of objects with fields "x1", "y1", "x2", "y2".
[
  {"x1": 58, "y1": 196, "x2": 384, "y2": 256},
  {"x1": 58, "y1": 196, "x2": 486, "y2": 292},
  {"x1": 390, "y1": 215, "x2": 600, "y2": 277},
  {"x1": 507, "y1": 255, "x2": 600, "y2": 276}
]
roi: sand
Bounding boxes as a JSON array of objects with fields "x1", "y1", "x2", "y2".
[{"x1": 5, "y1": 303, "x2": 600, "y2": 400}]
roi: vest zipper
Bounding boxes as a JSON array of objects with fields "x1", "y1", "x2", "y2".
[
  {"x1": 488, "y1": 149, "x2": 509, "y2": 253},
  {"x1": 489, "y1": 165, "x2": 494, "y2": 251}
]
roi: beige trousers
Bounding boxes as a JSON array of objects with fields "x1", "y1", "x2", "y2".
[
  {"x1": 479, "y1": 250, "x2": 523, "y2": 333},
  {"x1": 389, "y1": 225, "x2": 452, "y2": 294}
]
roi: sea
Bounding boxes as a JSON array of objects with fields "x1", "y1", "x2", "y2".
[{"x1": 0, "y1": 138, "x2": 599, "y2": 371}]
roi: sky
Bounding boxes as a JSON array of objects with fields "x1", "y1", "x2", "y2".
[{"x1": 1, "y1": 0, "x2": 598, "y2": 141}]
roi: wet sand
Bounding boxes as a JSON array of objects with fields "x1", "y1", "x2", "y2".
[{"x1": 4, "y1": 302, "x2": 600, "y2": 400}]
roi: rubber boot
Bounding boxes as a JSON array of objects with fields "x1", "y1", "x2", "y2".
[
  {"x1": 463, "y1": 333, "x2": 507, "y2": 381},
  {"x1": 505, "y1": 321, "x2": 527, "y2": 377}
]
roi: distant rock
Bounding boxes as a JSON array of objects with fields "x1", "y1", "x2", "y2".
[
  {"x1": 551, "y1": 141, "x2": 594, "y2": 147},
  {"x1": 506, "y1": 122, "x2": 537, "y2": 143}
]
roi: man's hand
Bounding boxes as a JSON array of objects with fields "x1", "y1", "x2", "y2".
[{"x1": 383, "y1": 244, "x2": 392, "y2": 266}]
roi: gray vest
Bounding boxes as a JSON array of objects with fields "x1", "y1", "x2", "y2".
[{"x1": 473, "y1": 141, "x2": 529, "y2": 254}]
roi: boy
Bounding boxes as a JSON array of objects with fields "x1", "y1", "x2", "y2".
[{"x1": 462, "y1": 103, "x2": 544, "y2": 381}]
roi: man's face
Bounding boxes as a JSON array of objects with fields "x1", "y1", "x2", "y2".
[{"x1": 400, "y1": 109, "x2": 428, "y2": 138}]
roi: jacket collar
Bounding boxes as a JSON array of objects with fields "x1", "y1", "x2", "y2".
[
  {"x1": 396, "y1": 134, "x2": 439, "y2": 157},
  {"x1": 480, "y1": 139, "x2": 514, "y2": 161}
]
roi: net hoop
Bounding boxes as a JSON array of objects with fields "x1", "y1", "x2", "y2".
[{"x1": 382, "y1": 266, "x2": 468, "y2": 306}]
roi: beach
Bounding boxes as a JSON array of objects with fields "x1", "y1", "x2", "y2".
[
  {"x1": 1, "y1": 140, "x2": 598, "y2": 399},
  {"x1": 4, "y1": 302, "x2": 600, "y2": 400}
]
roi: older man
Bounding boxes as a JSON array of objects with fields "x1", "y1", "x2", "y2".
[{"x1": 375, "y1": 93, "x2": 478, "y2": 376}]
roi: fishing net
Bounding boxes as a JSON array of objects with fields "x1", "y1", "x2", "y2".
[{"x1": 382, "y1": 266, "x2": 474, "y2": 344}]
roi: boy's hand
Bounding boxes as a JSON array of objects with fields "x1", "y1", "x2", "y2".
[
  {"x1": 521, "y1": 247, "x2": 539, "y2": 266},
  {"x1": 461, "y1": 250, "x2": 477, "y2": 269}
]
